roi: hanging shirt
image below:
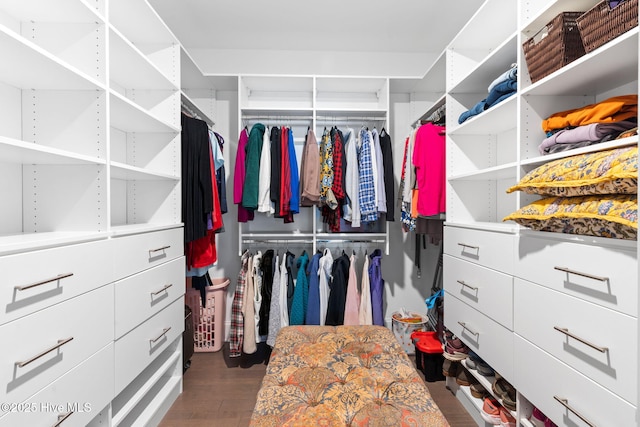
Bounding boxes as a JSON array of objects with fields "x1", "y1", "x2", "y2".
[
  {"x1": 358, "y1": 128, "x2": 377, "y2": 223},
  {"x1": 319, "y1": 128, "x2": 334, "y2": 205},
  {"x1": 359, "y1": 255, "x2": 373, "y2": 325},
  {"x1": 252, "y1": 251, "x2": 263, "y2": 343},
  {"x1": 267, "y1": 253, "x2": 281, "y2": 347},
  {"x1": 288, "y1": 128, "x2": 300, "y2": 214},
  {"x1": 258, "y1": 249, "x2": 274, "y2": 337},
  {"x1": 270, "y1": 127, "x2": 282, "y2": 218},
  {"x1": 242, "y1": 123, "x2": 266, "y2": 210},
  {"x1": 325, "y1": 252, "x2": 350, "y2": 326},
  {"x1": 229, "y1": 251, "x2": 250, "y2": 357},
  {"x1": 372, "y1": 128, "x2": 387, "y2": 214},
  {"x1": 300, "y1": 129, "x2": 320, "y2": 206},
  {"x1": 257, "y1": 127, "x2": 274, "y2": 214},
  {"x1": 242, "y1": 255, "x2": 257, "y2": 354},
  {"x1": 343, "y1": 128, "x2": 361, "y2": 227},
  {"x1": 413, "y1": 123, "x2": 446, "y2": 217},
  {"x1": 379, "y1": 128, "x2": 394, "y2": 221},
  {"x1": 318, "y1": 248, "x2": 333, "y2": 326},
  {"x1": 279, "y1": 127, "x2": 292, "y2": 221},
  {"x1": 279, "y1": 252, "x2": 290, "y2": 327},
  {"x1": 289, "y1": 251, "x2": 309, "y2": 325},
  {"x1": 234, "y1": 128, "x2": 254, "y2": 222},
  {"x1": 369, "y1": 249, "x2": 385, "y2": 326},
  {"x1": 305, "y1": 251, "x2": 322, "y2": 325},
  {"x1": 343, "y1": 253, "x2": 360, "y2": 325}
]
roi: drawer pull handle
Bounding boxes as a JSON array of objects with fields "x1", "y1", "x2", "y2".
[
  {"x1": 151, "y1": 284, "x2": 173, "y2": 296},
  {"x1": 149, "y1": 245, "x2": 170, "y2": 256},
  {"x1": 150, "y1": 327, "x2": 171, "y2": 344},
  {"x1": 16, "y1": 337, "x2": 74, "y2": 368},
  {"x1": 553, "y1": 266, "x2": 608, "y2": 282},
  {"x1": 53, "y1": 411, "x2": 73, "y2": 427},
  {"x1": 15, "y1": 273, "x2": 74, "y2": 291},
  {"x1": 457, "y1": 280, "x2": 478, "y2": 291},
  {"x1": 457, "y1": 321, "x2": 479, "y2": 337},
  {"x1": 457, "y1": 243, "x2": 479, "y2": 250},
  {"x1": 554, "y1": 326, "x2": 608, "y2": 353},
  {"x1": 554, "y1": 396, "x2": 596, "y2": 427}
]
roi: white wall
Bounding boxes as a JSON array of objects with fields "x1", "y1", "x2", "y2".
[{"x1": 203, "y1": 90, "x2": 441, "y2": 339}]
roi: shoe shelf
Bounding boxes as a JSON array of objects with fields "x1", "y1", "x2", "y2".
[
  {"x1": 445, "y1": 376, "x2": 487, "y2": 427},
  {"x1": 461, "y1": 359, "x2": 517, "y2": 419}
]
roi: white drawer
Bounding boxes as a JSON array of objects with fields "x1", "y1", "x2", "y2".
[
  {"x1": 516, "y1": 234, "x2": 637, "y2": 316},
  {"x1": 112, "y1": 228, "x2": 183, "y2": 280},
  {"x1": 114, "y1": 297, "x2": 183, "y2": 395},
  {"x1": 444, "y1": 293, "x2": 514, "y2": 382},
  {"x1": 0, "y1": 343, "x2": 114, "y2": 427},
  {"x1": 0, "y1": 285, "x2": 113, "y2": 404},
  {"x1": 0, "y1": 239, "x2": 112, "y2": 326},
  {"x1": 514, "y1": 335, "x2": 636, "y2": 427},
  {"x1": 444, "y1": 226, "x2": 515, "y2": 274},
  {"x1": 514, "y1": 278, "x2": 636, "y2": 405},
  {"x1": 444, "y1": 254, "x2": 513, "y2": 330},
  {"x1": 114, "y1": 257, "x2": 185, "y2": 338}
]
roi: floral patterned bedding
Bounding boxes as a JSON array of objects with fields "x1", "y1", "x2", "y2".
[{"x1": 250, "y1": 325, "x2": 449, "y2": 427}]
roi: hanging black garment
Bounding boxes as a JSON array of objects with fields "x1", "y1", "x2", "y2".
[
  {"x1": 191, "y1": 273, "x2": 212, "y2": 307},
  {"x1": 325, "y1": 253, "x2": 350, "y2": 326},
  {"x1": 258, "y1": 249, "x2": 275, "y2": 336},
  {"x1": 181, "y1": 114, "x2": 213, "y2": 242},
  {"x1": 379, "y1": 128, "x2": 395, "y2": 221},
  {"x1": 285, "y1": 251, "x2": 295, "y2": 316},
  {"x1": 270, "y1": 126, "x2": 282, "y2": 218}
]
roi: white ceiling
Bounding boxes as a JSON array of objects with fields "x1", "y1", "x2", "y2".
[{"x1": 149, "y1": 0, "x2": 484, "y2": 82}]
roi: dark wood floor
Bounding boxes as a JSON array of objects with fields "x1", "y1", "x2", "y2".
[{"x1": 159, "y1": 348, "x2": 476, "y2": 427}]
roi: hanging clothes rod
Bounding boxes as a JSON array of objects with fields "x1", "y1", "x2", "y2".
[
  {"x1": 181, "y1": 96, "x2": 215, "y2": 126},
  {"x1": 242, "y1": 115, "x2": 314, "y2": 121},
  {"x1": 316, "y1": 116, "x2": 387, "y2": 122}
]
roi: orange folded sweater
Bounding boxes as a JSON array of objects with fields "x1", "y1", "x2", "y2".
[{"x1": 542, "y1": 94, "x2": 637, "y2": 133}]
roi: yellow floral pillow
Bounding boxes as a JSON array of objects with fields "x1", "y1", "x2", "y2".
[
  {"x1": 507, "y1": 146, "x2": 637, "y2": 196},
  {"x1": 503, "y1": 194, "x2": 637, "y2": 240}
]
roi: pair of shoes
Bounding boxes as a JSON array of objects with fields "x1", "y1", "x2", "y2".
[
  {"x1": 531, "y1": 407, "x2": 557, "y2": 427},
  {"x1": 492, "y1": 378, "x2": 516, "y2": 411},
  {"x1": 456, "y1": 367, "x2": 478, "y2": 386},
  {"x1": 481, "y1": 397, "x2": 502, "y2": 425},
  {"x1": 476, "y1": 359, "x2": 495, "y2": 377},
  {"x1": 442, "y1": 359, "x2": 459, "y2": 377},
  {"x1": 470, "y1": 381, "x2": 488, "y2": 399},
  {"x1": 442, "y1": 334, "x2": 469, "y2": 361},
  {"x1": 465, "y1": 350, "x2": 482, "y2": 369},
  {"x1": 499, "y1": 407, "x2": 516, "y2": 427}
]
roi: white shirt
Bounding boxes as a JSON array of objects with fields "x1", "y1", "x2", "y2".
[
  {"x1": 318, "y1": 248, "x2": 333, "y2": 326},
  {"x1": 257, "y1": 128, "x2": 274, "y2": 214}
]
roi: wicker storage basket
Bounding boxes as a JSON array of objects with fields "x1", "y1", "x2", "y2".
[
  {"x1": 523, "y1": 12, "x2": 586, "y2": 83},
  {"x1": 577, "y1": 0, "x2": 638, "y2": 53}
]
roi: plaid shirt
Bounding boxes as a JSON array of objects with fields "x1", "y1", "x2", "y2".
[
  {"x1": 229, "y1": 251, "x2": 250, "y2": 357},
  {"x1": 359, "y1": 129, "x2": 378, "y2": 223}
]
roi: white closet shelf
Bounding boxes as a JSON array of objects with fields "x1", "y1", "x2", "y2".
[
  {"x1": 110, "y1": 91, "x2": 180, "y2": 133},
  {"x1": 448, "y1": 32, "x2": 518, "y2": 94},
  {"x1": 0, "y1": 231, "x2": 109, "y2": 256},
  {"x1": 392, "y1": 51, "x2": 446, "y2": 94},
  {"x1": 109, "y1": 223, "x2": 183, "y2": 237},
  {"x1": 449, "y1": 0, "x2": 517, "y2": 50},
  {"x1": 521, "y1": 137, "x2": 638, "y2": 168},
  {"x1": 449, "y1": 162, "x2": 518, "y2": 181},
  {"x1": 316, "y1": 77, "x2": 387, "y2": 94},
  {"x1": 449, "y1": 96, "x2": 517, "y2": 135},
  {"x1": 412, "y1": 94, "x2": 447, "y2": 127},
  {"x1": 461, "y1": 359, "x2": 518, "y2": 419},
  {"x1": 316, "y1": 109, "x2": 387, "y2": 117},
  {"x1": 109, "y1": 27, "x2": 178, "y2": 92},
  {"x1": 1, "y1": 0, "x2": 104, "y2": 24},
  {"x1": 0, "y1": 26, "x2": 105, "y2": 91},
  {"x1": 521, "y1": 0, "x2": 601, "y2": 37},
  {"x1": 0, "y1": 136, "x2": 106, "y2": 165},
  {"x1": 110, "y1": 162, "x2": 180, "y2": 181},
  {"x1": 109, "y1": 0, "x2": 176, "y2": 45},
  {"x1": 521, "y1": 28, "x2": 638, "y2": 96},
  {"x1": 241, "y1": 108, "x2": 314, "y2": 120},
  {"x1": 315, "y1": 232, "x2": 387, "y2": 242}
]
